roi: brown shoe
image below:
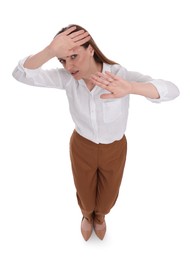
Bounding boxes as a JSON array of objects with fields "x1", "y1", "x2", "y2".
[
  {"x1": 81, "y1": 218, "x2": 93, "y2": 241},
  {"x1": 94, "y1": 220, "x2": 106, "y2": 240}
]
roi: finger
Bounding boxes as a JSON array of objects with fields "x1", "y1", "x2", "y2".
[
  {"x1": 94, "y1": 71, "x2": 114, "y2": 84},
  {"x1": 91, "y1": 79, "x2": 108, "y2": 89},
  {"x1": 100, "y1": 93, "x2": 115, "y2": 99},
  {"x1": 64, "y1": 26, "x2": 77, "y2": 35},
  {"x1": 91, "y1": 73, "x2": 110, "y2": 85},
  {"x1": 91, "y1": 76, "x2": 109, "y2": 88},
  {"x1": 74, "y1": 32, "x2": 89, "y2": 41},
  {"x1": 69, "y1": 30, "x2": 87, "y2": 39},
  {"x1": 94, "y1": 82, "x2": 115, "y2": 94},
  {"x1": 105, "y1": 71, "x2": 119, "y2": 80},
  {"x1": 74, "y1": 35, "x2": 91, "y2": 45},
  {"x1": 94, "y1": 72, "x2": 105, "y2": 78},
  {"x1": 104, "y1": 76, "x2": 114, "y2": 84}
]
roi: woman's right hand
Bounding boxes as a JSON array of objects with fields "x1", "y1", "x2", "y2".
[
  {"x1": 48, "y1": 26, "x2": 90, "y2": 58},
  {"x1": 24, "y1": 26, "x2": 90, "y2": 69}
]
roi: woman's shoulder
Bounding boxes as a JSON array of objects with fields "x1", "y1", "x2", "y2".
[{"x1": 107, "y1": 63, "x2": 128, "y2": 76}]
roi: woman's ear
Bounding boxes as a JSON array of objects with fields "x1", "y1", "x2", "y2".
[{"x1": 88, "y1": 44, "x2": 94, "y2": 56}]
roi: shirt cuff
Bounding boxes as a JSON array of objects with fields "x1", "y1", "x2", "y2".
[
  {"x1": 18, "y1": 56, "x2": 42, "y2": 78},
  {"x1": 146, "y1": 79, "x2": 169, "y2": 103}
]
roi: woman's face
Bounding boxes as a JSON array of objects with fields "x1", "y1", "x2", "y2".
[{"x1": 58, "y1": 45, "x2": 94, "y2": 80}]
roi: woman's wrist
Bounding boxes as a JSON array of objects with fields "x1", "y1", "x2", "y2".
[
  {"x1": 23, "y1": 46, "x2": 55, "y2": 69},
  {"x1": 130, "y1": 81, "x2": 160, "y2": 99}
]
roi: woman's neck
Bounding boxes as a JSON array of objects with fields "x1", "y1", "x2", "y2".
[{"x1": 84, "y1": 62, "x2": 102, "y2": 90}]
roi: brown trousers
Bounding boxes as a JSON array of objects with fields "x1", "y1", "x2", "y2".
[{"x1": 70, "y1": 130, "x2": 127, "y2": 224}]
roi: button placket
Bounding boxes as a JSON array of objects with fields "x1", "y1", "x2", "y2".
[{"x1": 90, "y1": 93, "x2": 99, "y2": 143}]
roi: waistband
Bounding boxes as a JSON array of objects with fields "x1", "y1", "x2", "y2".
[{"x1": 72, "y1": 130, "x2": 126, "y2": 148}]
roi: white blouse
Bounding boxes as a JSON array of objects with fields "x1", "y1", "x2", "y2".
[{"x1": 12, "y1": 58, "x2": 180, "y2": 144}]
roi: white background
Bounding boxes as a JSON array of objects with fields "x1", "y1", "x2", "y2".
[{"x1": 0, "y1": 0, "x2": 189, "y2": 259}]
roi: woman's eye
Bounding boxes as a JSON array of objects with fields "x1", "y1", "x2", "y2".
[
  {"x1": 71, "y1": 54, "x2": 77, "y2": 60},
  {"x1": 59, "y1": 59, "x2": 65, "y2": 64}
]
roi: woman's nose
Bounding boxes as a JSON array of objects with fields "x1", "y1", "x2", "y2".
[{"x1": 65, "y1": 60, "x2": 73, "y2": 71}]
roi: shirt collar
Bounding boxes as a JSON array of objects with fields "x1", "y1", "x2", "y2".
[
  {"x1": 102, "y1": 63, "x2": 111, "y2": 74},
  {"x1": 78, "y1": 62, "x2": 111, "y2": 87}
]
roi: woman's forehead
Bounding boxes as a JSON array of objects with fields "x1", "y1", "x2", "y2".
[{"x1": 62, "y1": 46, "x2": 86, "y2": 59}]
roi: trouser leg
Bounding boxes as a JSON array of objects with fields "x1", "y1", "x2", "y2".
[
  {"x1": 94, "y1": 135, "x2": 127, "y2": 224},
  {"x1": 70, "y1": 131, "x2": 98, "y2": 223}
]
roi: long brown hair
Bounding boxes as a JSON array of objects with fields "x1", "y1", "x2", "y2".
[{"x1": 55, "y1": 24, "x2": 117, "y2": 65}]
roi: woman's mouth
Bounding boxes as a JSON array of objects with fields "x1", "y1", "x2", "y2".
[{"x1": 71, "y1": 70, "x2": 79, "y2": 77}]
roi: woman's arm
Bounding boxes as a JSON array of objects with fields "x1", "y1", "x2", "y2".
[
  {"x1": 90, "y1": 71, "x2": 179, "y2": 101},
  {"x1": 24, "y1": 26, "x2": 90, "y2": 69},
  {"x1": 12, "y1": 27, "x2": 90, "y2": 88}
]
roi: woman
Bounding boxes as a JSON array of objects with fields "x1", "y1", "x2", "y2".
[{"x1": 12, "y1": 24, "x2": 180, "y2": 241}]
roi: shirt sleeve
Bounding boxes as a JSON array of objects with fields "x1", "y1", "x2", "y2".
[
  {"x1": 111, "y1": 65, "x2": 180, "y2": 103},
  {"x1": 12, "y1": 57, "x2": 72, "y2": 90}
]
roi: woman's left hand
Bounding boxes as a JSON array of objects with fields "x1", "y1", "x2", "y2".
[{"x1": 90, "y1": 71, "x2": 132, "y2": 99}]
